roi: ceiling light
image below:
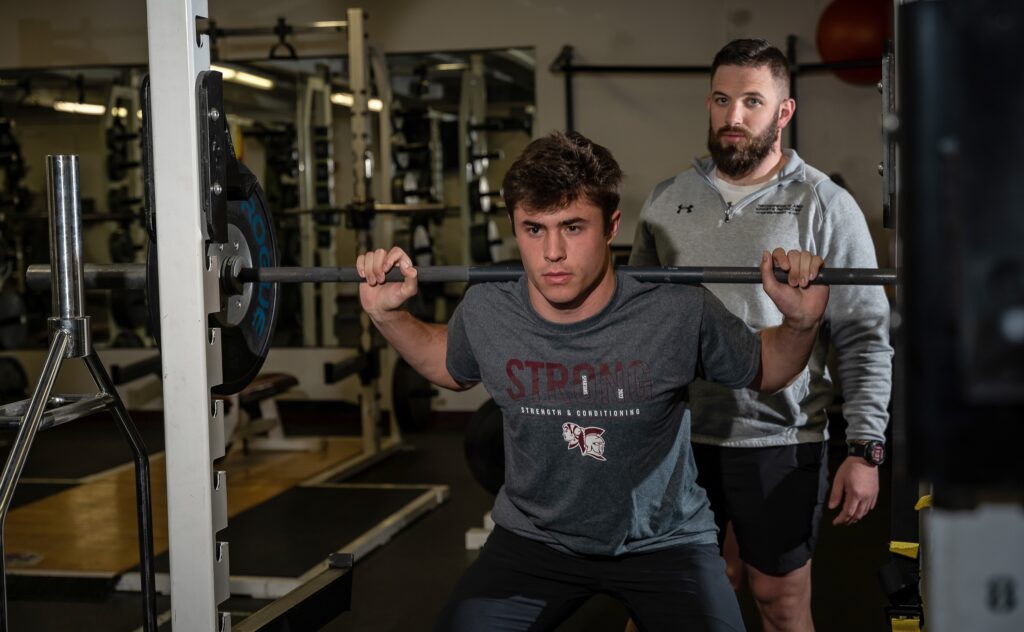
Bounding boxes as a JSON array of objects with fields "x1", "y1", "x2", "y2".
[
  {"x1": 53, "y1": 101, "x2": 105, "y2": 116},
  {"x1": 331, "y1": 93, "x2": 384, "y2": 112},
  {"x1": 211, "y1": 64, "x2": 236, "y2": 80},
  {"x1": 433, "y1": 63, "x2": 468, "y2": 72},
  {"x1": 311, "y1": 20, "x2": 347, "y2": 28},
  {"x1": 233, "y1": 71, "x2": 273, "y2": 90},
  {"x1": 211, "y1": 64, "x2": 274, "y2": 90},
  {"x1": 331, "y1": 92, "x2": 354, "y2": 107}
]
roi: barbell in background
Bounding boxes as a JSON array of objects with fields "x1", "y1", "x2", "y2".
[{"x1": 25, "y1": 263, "x2": 898, "y2": 290}]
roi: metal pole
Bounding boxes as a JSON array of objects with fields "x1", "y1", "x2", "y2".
[
  {"x1": 46, "y1": 155, "x2": 91, "y2": 359},
  {"x1": 0, "y1": 154, "x2": 86, "y2": 630},
  {"x1": 84, "y1": 351, "x2": 158, "y2": 632},
  {"x1": 26, "y1": 263, "x2": 148, "y2": 291},
  {"x1": 296, "y1": 75, "x2": 321, "y2": 346},
  {"x1": 146, "y1": 0, "x2": 228, "y2": 628},
  {"x1": 0, "y1": 330, "x2": 70, "y2": 632},
  {"x1": 47, "y1": 155, "x2": 84, "y2": 320}
]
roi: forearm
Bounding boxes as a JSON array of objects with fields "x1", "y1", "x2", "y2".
[
  {"x1": 755, "y1": 318, "x2": 821, "y2": 392},
  {"x1": 369, "y1": 310, "x2": 466, "y2": 390},
  {"x1": 834, "y1": 320, "x2": 893, "y2": 442}
]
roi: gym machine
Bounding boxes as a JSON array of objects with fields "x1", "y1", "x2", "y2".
[
  {"x1": 895, "y1": 2, "x2": 1024, "y2": 631},
  {"x1": 0, "y1": 155, "x2": 157, "y2": 631}
]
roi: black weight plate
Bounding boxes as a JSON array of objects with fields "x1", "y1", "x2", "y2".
[
  {"x1": 0, "y1": 286, "x2": 28, "y2": 350},
  {"x1": 0, "y1": 356, "x2": 28, "y2": 402},
  {"x1": 110, "y1": 290, "x2": 148, "y2": 329},
  {"x1": 215, "y1": 180, "x2": 279, "y2": 394},
  {"x1": 464, "y1": 398, "x2": 505, "y2": 495},
  {"x1": 392, "y1": 357, "x2": 433, "y2": 432},
  {"x1": 146, "y1": 165, "x2": 279, "y2": 395}
]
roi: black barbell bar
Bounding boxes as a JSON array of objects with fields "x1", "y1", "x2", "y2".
[{"x1": 27, "y1": 263, "x2": 897, "y2": 290}]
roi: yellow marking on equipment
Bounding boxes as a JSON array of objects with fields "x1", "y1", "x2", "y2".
[
  {"x1": 889, "y1": 541, "x2": 920, "y2": 560},
  {"x1": 915, "y1": 495, "x2": 932, "y2": 510},
  {"x1": 890, "y1": 616, "x2": 922, "y2": 631}
]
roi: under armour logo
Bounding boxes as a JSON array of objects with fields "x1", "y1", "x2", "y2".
[{"x1": 676, "y1": 204, "x2": 694, "y2": 214}]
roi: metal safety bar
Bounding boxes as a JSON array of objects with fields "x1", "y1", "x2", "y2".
[{"x1": 0, "y1": 155, "x2": 158, "y2": 632}]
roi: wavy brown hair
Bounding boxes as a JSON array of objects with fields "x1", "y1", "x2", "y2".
[{"x1": 501, "y1": 131, "x2": 622, "y2": 234}]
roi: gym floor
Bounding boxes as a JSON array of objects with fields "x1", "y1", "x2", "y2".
[{"x1": 0, "y1": 407, "x2": 890, "y2": 631}]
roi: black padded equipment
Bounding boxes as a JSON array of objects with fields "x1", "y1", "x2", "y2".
[{"x1": 464, "y1": 398, "x2": 505, "y2": 495}]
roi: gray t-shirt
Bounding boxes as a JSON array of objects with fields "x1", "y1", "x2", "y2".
[{"x1": 446, "y1": 270, "x2": 761, "y2": 556}]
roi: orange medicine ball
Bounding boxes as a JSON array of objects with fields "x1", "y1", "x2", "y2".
[{"x1": 816, "y1": 0, "x2": 891, "y2": 85}]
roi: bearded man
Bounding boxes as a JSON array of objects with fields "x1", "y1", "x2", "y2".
[{"x1": 629, "y1": 38, "x2": 893, "y2": 632}]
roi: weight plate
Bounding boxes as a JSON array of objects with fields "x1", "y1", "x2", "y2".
[
  {"x1": 147, "y1": 164, "x2": 279, "y2": 395},
  {"x1": 392, "y1": 357, "x2": 433, "y2": 432}
]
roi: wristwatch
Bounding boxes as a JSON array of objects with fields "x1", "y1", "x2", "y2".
[{"x1": 847, "y1": 440, "x2": 885, "y2": 466}]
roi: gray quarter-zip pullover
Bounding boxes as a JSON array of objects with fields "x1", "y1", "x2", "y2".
[{"x1": 630, "y1": 150, "x2": 893, "y2": 446}]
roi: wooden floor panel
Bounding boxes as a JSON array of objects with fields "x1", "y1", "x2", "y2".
[{"x1": 5, "y1": 437, "x2": 364, "y2": 573}]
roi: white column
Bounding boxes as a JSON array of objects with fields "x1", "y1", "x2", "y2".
[{"x1": 145, "y1": 1, "x2": 229, "y2": 629}]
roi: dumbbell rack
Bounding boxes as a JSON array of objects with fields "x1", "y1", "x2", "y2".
[{"x1": 0, "y1": 155, "x2": 157, "y2": 631}]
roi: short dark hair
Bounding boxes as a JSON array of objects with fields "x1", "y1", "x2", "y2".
[
  {"x1": 502, "y1": 131, "x2": 622, "y2": 232},
  {"x1": 710, "y1": 39, "x2": 790, "y2": 98}
]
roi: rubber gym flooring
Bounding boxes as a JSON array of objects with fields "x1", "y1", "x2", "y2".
[{"x1": 0, "y1": 407, "x2": 892, "y2": 631}]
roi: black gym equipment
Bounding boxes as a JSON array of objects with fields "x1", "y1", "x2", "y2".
[
  {"x1": 0, "y1": 288, "x2": 27, "y2": 351},
  {"x1": 886, "y1": 2, "x2": 1024, "y2": 627},
  {"x1": 468, "y1": 220, "x2": 502, "y2": 264},
  {"x1": 110, "y1": 289, "x2": 148, "y2": 330},
  {"x1": 391, "y1": 357, "x2": 434, "y2": 432},
  {"x1": 0, "y1": 119, "x2": 32, "y2": 215},
  {"x1": 467, "y1": 176, "x2": 502, "y2": 215},
  {"x1": 0, "y1": 358, "x2": 27, "y2": 404},
  {"x1": 111, "y1": 355, "x2": 162, "y2": 386},
  {"x1": 464, "y1": 399, "x2": 504, "y2": 495}
]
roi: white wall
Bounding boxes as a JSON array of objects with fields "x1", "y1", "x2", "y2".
[{"x1": 1, "y1": 0, "x2": 893, "y2": 264}]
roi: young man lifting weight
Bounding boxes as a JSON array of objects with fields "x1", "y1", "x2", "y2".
[{"x1": 358, "y1": 130, "x2": 829, "y2": 631}]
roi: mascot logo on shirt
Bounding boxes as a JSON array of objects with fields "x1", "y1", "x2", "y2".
[{"x1": 561, "y1": 422, "x2": 607, "y2": 461}]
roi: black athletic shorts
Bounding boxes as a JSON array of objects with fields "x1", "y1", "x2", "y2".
[
  {"x1": 435, "y1": 525, "x2": 746, "y2": 632},
  {"x1": 692, "y1": 441, "x2": 829, "y2": 576}
]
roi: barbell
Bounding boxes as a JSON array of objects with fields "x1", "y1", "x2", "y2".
[
  {"x1": 28, "y1": 263, "x2": 896, "y2": 289},
  {"x1": 23, "y1": 174, "x2": 896, "y2": 396}
]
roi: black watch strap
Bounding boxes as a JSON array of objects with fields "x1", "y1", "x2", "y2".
[{"x1": 848, "y1": 440, "x2": 885, "y2": 465}]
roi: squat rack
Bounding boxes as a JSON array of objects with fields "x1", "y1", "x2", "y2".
[{"x1": 144, "y1": 2, "x2": 366, "y2": 629}]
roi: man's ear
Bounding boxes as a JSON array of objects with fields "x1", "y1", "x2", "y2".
[
  {"x1": 777, "y1": 98, "x2": 796, "y2": 130},
  {"x1": 606, "y1": 209, "x2": 622, "y2": 242}
]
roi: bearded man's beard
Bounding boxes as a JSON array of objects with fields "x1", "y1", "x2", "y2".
[{"x1": 707, "y1": 114, "x2": 780, "y2": 179}]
